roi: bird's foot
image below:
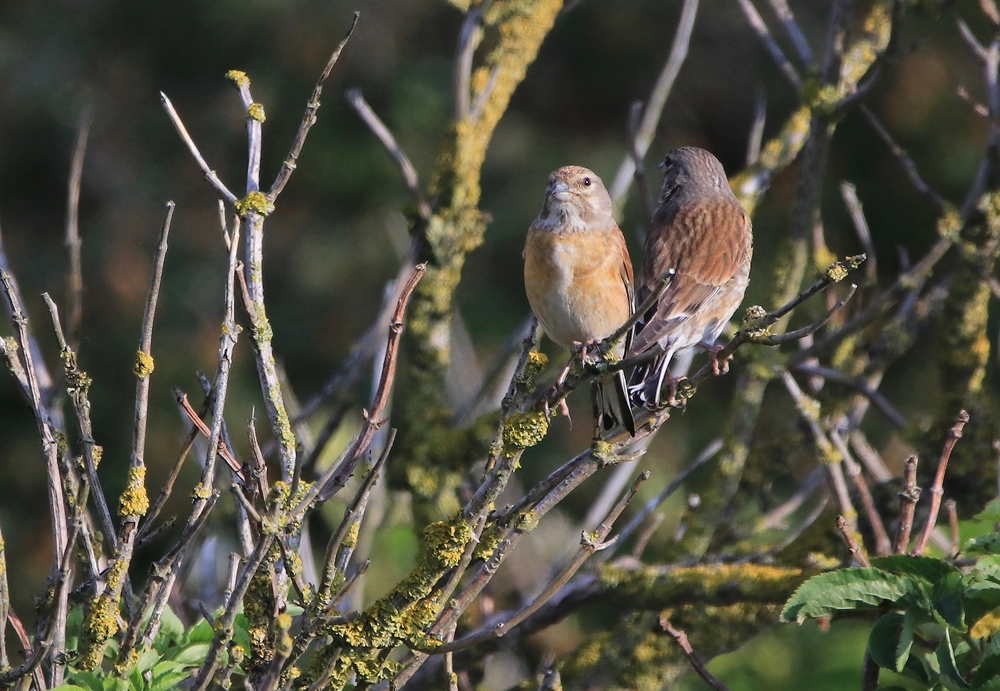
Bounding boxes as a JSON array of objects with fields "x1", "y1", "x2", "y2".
[
  {"x1": 542, "y1": 386, "x2": 573, "y2": 428},
  {"x1": 698, "y1": 341, "x2": 730, "y2": 376}
]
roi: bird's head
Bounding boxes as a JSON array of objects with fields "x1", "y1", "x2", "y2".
[
  {"x1": 536, "y1": 166, "x2": 614, "y2": 232},
  {"x1": 658, "y1": 147, "x2": 731, "y2": 203}
]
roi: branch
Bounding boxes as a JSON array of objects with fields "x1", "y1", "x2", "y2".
[
  {"x1": 268, "y1": 12, "x2": 359, "y2": 200},
  {"x1": 911, "y1": 410, "x2": 969, "y2": 555},
  {"x1": 160, "y1": 92, "x2": 238, "y2": 204},
  {"x1": 660, "y1": 617, "x2": 733, "y2": 691},
  {"x1": 65, "y1": 106, "x2": 92, "y2": 348},
  {"x1": 347, "y1": 88, "x2": 431, "y2": 220},
  {"x1": 895, "y1": 455, "x2": 919, "y2": 554},
  {"x1": 609, "y1": 0, "x2": 700, "y2": 204}
]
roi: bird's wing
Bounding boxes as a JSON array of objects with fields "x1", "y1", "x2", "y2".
[{"x1": 629, "y1": 198, "x2": 751, "y2": 356}]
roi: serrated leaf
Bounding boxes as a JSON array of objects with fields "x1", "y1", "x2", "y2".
[
  {"x1": 870, "y1": 613, "x2": 913, "y2": 673},
  {"x1": 783, "y1": 568, "x2": 911, "y2": 623},
  {"x1": 936, "y1": 629, "x2": 971, "y2": 690},
  {"x1": 872, "y1": 556, "x2": 962, "y2": 584},
  {"x1": 966, "y1": 534, "x2": 1000, "y2": 556},
  {"x1": 935, "y1": 572, "x2": 967, "y2": 631},
  {"x1": 973, "y1": 652, "x2": 1000, "y2": 689}
]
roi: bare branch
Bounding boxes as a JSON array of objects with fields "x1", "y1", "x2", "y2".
[
  {"x1": 160, "y1": 92, "x2": 238, "y2": 204},
  {"x1": 269, "y1": 12, "x2": 359, "y2": 200},
  {"x1": 912, "y1": 410, "x2": 969, "y2": 555},
  {"x1": 732, "y1": 0, "x2": 802, "y2": 89},
  {"x1": 837, "y1": 514, "x2": 870, "y2": 567},
  {"x1": 65, "y1": 106, "x2": 92, "y2": 348},
  {"x1": 895, "y1": 456, "x2": 919, "y2": 554},
  {"x1": 660, "y1": 617, "x2": 733, "y2": 691},
  {"x1": 610, "y1": 0, "x2": 700, "y2": 204},
  {"x1": 839, "y1": 182, "x2": 877, "y2": 281},
  {"x1": 347, "y1": 88, "x2": 431, "y2": 220}
]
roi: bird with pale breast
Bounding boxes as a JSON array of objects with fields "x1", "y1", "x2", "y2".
[
  {"x1": 524, "y1": 165, "x2": 636, "y2": 437},
  {"x1": 629, "y1": 146, "x2": 753, "y2": 408}
]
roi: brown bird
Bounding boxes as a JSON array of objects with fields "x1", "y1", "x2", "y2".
[
  {"x1": 629, "y1": 147, "x2": 753, "y2": 408},
  {"x1": 524, "y1": 166, "x2": 636, "y2": 437}
]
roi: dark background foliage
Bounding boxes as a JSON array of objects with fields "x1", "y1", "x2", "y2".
[{"x1": 0, "y1": 1, "x2": 995, "y2": 688}]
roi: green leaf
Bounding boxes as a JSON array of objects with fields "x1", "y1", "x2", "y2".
[
  {"x1": 49, "y1": 686, "x2": 88, "y2": 691},
  {"x1": 157, "y1": 606, "x2": 185, "y2": 648},
  {"x1": 935, "y1": 571, "x2": 968, "y2": 631},
  {"x1": 973, "y1": 499, "x2": 1000, "y2": 525},
  {"x1": 100, "y1": 678, "x2": 128, "y2": 691},
  {"x1": 936, "y1": 629, "x2": 971, "y2": 690},
  {"x1": 185, "y1": 618, "x2": 215, "y2": 645},
  {"x1": 65, "y1": 670, "x2": 104, "y2": 691},
  {"x1": 973, "y1": 652, "x2": 1000, "y2": 689},
  {"x1": 875, "y1": 687, "x2": 912, "y2": 691},
  {"x1": 869, "y1": 611, "x2": 916, "y2": 673},
  {"x1": 872, "y1": 556, "x2": 962, "y2": 584},
  {"x1": 168, "y1": 643, "x2": 211, "y2": 667},
  {"x1": 783, "y1": 568, "x2": 911, "y2": 623},
  {"x1": 148, "y1": 669, "x2": 193, "y2": 691},
  {"x1": 966, "y1": 534, "x2": 1000, "y2": 556}
]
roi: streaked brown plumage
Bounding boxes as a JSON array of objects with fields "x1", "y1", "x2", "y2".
[
  {"x1": 629, "y1": 147, "x2": 753, "y2": 407},
  {"x1": 524, "y1": 166, "x2": 635, "y2": 436}
]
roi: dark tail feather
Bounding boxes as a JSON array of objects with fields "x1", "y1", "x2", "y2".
[
  {"x1": 613, "y1": 369, "x2": 635, "y2": 436},
  {"x1": 595, "y1": 372, "x2": 636, "y2": 437}
]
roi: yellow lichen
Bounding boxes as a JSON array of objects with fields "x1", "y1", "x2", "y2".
[
  {"x1": 225, "y1": 69, "x2": 249, "y2": 86},
  {"x1": 133, "y1": 350, "x2": 154, "y2": 379},
  {"x1": 248, "y1": 102, "x2": 266, "y2": 122},
  {"x1": 234, "y1": 191, "x2": 275, "y2": 217},
  {"x1": 118, "y1": 465, "x2": 149, "y2": 517},
  {"x1": 501, "y1": 410, "x2": 549, "y2": 454},
  {"x1": 825, "y1": 262, "x2": 849, "y2": 283},
  {"x1": 92, "y1": 444, "x2": 103, "y2": 469}
]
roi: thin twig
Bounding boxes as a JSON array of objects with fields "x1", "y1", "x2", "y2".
[
  {"x1": 895, "y1": 456, "x2": 919, "y2": 555},
  {"x1": 65, "y1": 106, "x2": 92, "y2": 348},
  {"x1": 661, "y1": 617, "x2": 733, "y2": 691},
  {"x1": 837, "y1": 515, "x2": 870, "y2": 567},
  {"x1": 160, "y1": 92, "x2": 238, "y2": 204},
  {"x1": 426, "y1": 472, "x2": 650, "y2": 654},
  {"x1": 609, "y1": 0, "x2": 700, "y2": 204},
  {"x1": 765, "y1": 0, "x2": 812, "y2": 64},
  {"x1": 290, "y1": 264, "x2": 426, "y2": 518},
  {"x1": 838, "y1": 182, "x2": 877, "y2": 281},
  {"x1": 911, "y1": 410, "x2": 970, "y2": 555},
  {"x1": 346, "y1": 89, "x2": 431, "y2": 220},
  {"x1": 626, "y1": 100, "x2": 655, "y2": 230},
  {"x1": 859, "y1": 106, "x2": 945, "y2": 213},
  {"x1": 732, "y1": 0, "x2": 802, "y2": 88},
  {"x1": 269, "y1": 12, "x2": 359, "y2": 200},
  {"x1": 746, "y1": 88, "x2": 767, "y2": 167},
  {"x1": 791, "y1": 364, "x2": 905, "y2": 427},
  {"x1": 454, "y1": 8, "x2": 484, "y2": 121},
  {"x1": 830, "y1": 429, "x2": 892, "y2": 557}
]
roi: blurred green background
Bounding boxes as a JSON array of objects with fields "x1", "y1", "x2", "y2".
[{"x1": 0, "y1": 0, "x2": 998, "y2": 688}]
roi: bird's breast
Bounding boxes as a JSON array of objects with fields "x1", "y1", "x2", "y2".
[{"x1": 524, "y1": 226, "x2": 629, "y2": 350}]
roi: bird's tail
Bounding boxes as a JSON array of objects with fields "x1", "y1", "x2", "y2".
[{"x1": 594, "y1": 370, "x2": 636, "y2": 437}]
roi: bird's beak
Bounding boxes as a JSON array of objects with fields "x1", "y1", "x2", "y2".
[{"x1": 548, "y1": 179, "x2": 571, "y2": 201}]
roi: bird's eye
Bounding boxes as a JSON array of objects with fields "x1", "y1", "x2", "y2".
[{"x1": 583, "y1": 177, "x2": 591, "y2": 186}]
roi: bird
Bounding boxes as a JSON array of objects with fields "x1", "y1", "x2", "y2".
[
  {"x1": 628, "y1": 146, "x2": 753, "y2": 408},
  {"x1": 524, "y1": 165, "x2": 636, "y2": 437}
]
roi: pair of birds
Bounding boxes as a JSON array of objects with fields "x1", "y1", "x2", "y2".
[{"x1": 523, "y1": 146, "x2": 753, "y2": 437}]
